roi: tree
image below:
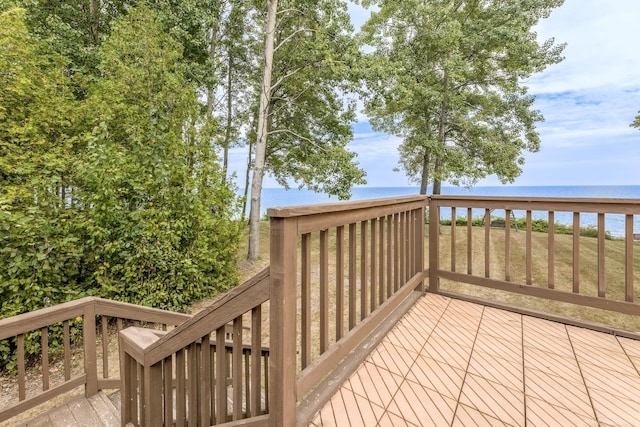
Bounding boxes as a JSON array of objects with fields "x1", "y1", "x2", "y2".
[
  {"x1": 361, "y1": 0, "x2": 565, "y2": 194},
  {"x1": 0, "y1": 8, "x2": 83, "y2": 318},
  {"x1": 247, "y1": 0, "x2": 366, "y2": 260},
  {"x1": 632, "y1": 112, "x2": 640, "y2": 129},
  {"x1": 77, "y1": 5, "x2": 241, "y2": 309}
]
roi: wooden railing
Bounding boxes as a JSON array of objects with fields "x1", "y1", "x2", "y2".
[
  {"x1": 429, "y1": 195, "x2": 640, "y2": 327},
  {"x1": 267, "y1": 195, "x2": 428, "y2": 426},
  {"x1": 119, "y1": 267, "x2": 271, "y2": 426},
  {"x1": 6, "y1": 194, "x2": 640, "y2": 426},
  {"x1": 0, "y1": 297, "x2": 190, "y2": 423}
]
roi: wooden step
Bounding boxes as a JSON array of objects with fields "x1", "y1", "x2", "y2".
[{"x1": 19, "y1": 391, "x2": 120, "y2": 427}]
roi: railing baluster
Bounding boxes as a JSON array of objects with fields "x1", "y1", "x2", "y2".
[
  {"x1": 598, "y1": 213, "x2": 606, "y2": 297},
  {"x1": 63, "y1": 320, "x2": 71, "y2": 381},
  {"x1": 451, "y1": 206, "x2": 457, "y2": 272},
  {"x1": 233, "y1": 317, "x2": 243, "y2": 420},
  {"x1": 573, "y1": 212, "x2": 580, "y2": 293},
  {"x1": 251, "y1": 306, "x2": 262, "y2": 416},
  {"x1": 163, "y1": 355, "x2": 173, "y2": 426},
  {"x1": 18, "y1": 334, "x2": 25, "y2": 401},
  {"x1": 188, "y1": 342, "x2": 198, "y2": 426},
  {"x1": 244, "y1": 350, "x2": 250, "y2": 417},
  {"x1": 386, "y1": 214, "x2": 392, "y2": 298},
  {"x1": 349, "y1": 223, "x2": 357, "y2": 330},
  {"x1": 626, "y1": 214, "x2": 634, "y2": 302},
  {"x1": 548, "y1": 211, "x2": 555, "y2": 289},
  {"x1": 414, "y1": 208, "x2": 425, "y2": 292},
  {"x1": 336, "y1": 226, "x2": 344, "y2": 340},
  {"x1": 467, "y1": 207, "x2": 473, "y2": 275},
  {"x1": 378, "y1": 217, "x2": 385, "y2": 303},
  {"x1": 210, "y1": 347, "x2": 216, "y2": 423},
  {"x1": 101, "y1": 315, "x2": 108, "y2": 378},
  {"x1": 404, "y1": 211, "x2": 409, "y2": 281},
  {"x1": 371, "y1": 218, "x2": 377, "y2": 313},
  {"x1": 394, "y1": 213, "x2": 400, "y2": 292},
  {"x1": 301, "y1": 233, "x2": 311, "y2": 368},
  {"x1": 484, "y1": 209, "x2": 490, "y2": 278},
  {"x1": 216, "y1": 327, "x2": 227, "y2": 424},
  {"x1": 399, "y1": 212, "x2": 405, "y2": 286},
  {"x1": 176, "y1": 348, "x2": 186, "y2": 427},
  {"x1": 429, "y1": 202, "x2": 440, "y2": 293},
  {"x1": 320, "y1": 229, "x2": 329, "y2": 353},
  {"x1": 41, "y1": 326, "x2": 49, "y2": 391},
  {"x1": 505, "y1": 209, "x2": 512, "y2": 282},
  {"x1": 360, "y1": 220, "x2": 368, "y2": 321},
  {"x1": 201, "y1": 334, "x2": 211, "y2": 424},
  {"x1": 526, "y1": 210, "x2": 532, "y2": 285}
]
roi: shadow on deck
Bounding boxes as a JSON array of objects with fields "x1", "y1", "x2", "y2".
[{"x1": 310, "y1": 293, "x2": 640, "y2": 426}]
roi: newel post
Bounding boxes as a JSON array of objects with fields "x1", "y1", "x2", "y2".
[
  {"x1": 428, "y1": 198, "x2": 440, "y2": 293},
  {"x1": 269, "y1": 215, "x2": 298, "y2": 427},
  {"x1": 83, "y1": 301, "x2": 98, "y2": 397}
]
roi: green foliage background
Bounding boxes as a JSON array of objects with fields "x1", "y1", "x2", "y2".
[{"x1": 0, "y1": 6, "x2": 241, "y2": 366}]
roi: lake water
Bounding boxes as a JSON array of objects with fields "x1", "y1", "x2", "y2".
[{"x1": 259, "y1": 185, "x2": 640, "y2": 237}]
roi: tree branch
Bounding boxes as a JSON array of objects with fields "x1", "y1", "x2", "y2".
[{"x1": 274, "y1": 28, "x2": 314, "y2": 52}]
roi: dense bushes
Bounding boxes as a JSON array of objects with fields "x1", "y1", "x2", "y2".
[{"x1": 0, "y1": 7, "x2": 242, "y2": 367}]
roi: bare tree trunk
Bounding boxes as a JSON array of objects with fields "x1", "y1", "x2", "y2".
[
  {"x1": 433, "y1": 70, "x2": 448, "y2": 196},
  {"x1": 248, "y1": 0, "x2": 278, "y2": 260},
  {"x1": 207, "y1": 17, "x2": 220, "y2": 116},
  {"x1": 222, "y1": 54, "x2": 234, "y2": 184},
  {"x1": 419, "y1": 149, "x2": 430, "y2": 195},
  {"x1": 89, "y1": 0, "x2": 99, "y2": 44},
  {"x1": 242, "y1": 135, "x2": 253, "y2": 222}
]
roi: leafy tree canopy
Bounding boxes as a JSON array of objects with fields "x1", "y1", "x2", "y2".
[{"x1": 360, "y1": 0, "x2": 565, "y2": 194}]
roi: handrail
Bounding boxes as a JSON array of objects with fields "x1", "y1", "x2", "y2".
[
  {"x1": 6, "y1": 194, "x2": 640, "y2": 427},
  {"x1": 268, "y1": 195, "x2": 428, "y2": 426},
  {"x1": 0, "y1": 297, "x2": 190, "y2": 340},
  {"x1": 119, "y1": 267, "x2": 272, "y2": 426},
  {"x1": 431, "y1": 194, "x2": 640, "y2": 214},
  {"x1": 0, "y1": 298, "x2": 190, "y2": 424},
  {"x1": 141, "y1": 267, "x2": 270, "y2": 365}
]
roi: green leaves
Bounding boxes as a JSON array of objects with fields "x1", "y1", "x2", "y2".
[
  {"x1": 77, "y1": 5, "x2": 241, "y2": 310},
  {"x1": 361, "y1": 0, "x2": 565, "y2": 193}
]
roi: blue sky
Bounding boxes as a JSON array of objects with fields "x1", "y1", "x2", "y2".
[{"x1": 229, "y1": 0, "x2": 640, "y2": 189}]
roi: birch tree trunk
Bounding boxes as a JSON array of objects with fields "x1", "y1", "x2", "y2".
[
  {"x1": 248, "y1": 0, "x2": 277, "y2": 260},
  {"x1": 433, "y1": 69, "x2": 448, "y2": 195}
]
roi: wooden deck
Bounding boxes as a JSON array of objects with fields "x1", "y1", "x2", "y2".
[
  {"x1": 309, "y1": 293, "x2": 640, "y2": 426},
  {"x1": 14, "y1": 293, "x2": 640, "y2": 427}
]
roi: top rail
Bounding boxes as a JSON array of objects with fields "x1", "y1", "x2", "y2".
[
  {"x1": 0, "y1": 297, "x2": 190, "y2": 341},
  {"x1": 267, "y1": 195, "x2": 427, "y2": 218},
  {"x1": 431, "y1": 194, "x2": 640, "y2": 214},
  {"x1": 139, "y1": 266, "x2": 270, "y2": 366}
]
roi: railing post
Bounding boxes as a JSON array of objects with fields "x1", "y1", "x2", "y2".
[
  {"x1": 83, "y1": 302, "x2": 98, "y2": 397},
  {"x1": 428, "y1": 198, "x2": 440, "y2": 293},
  {"x1": 269, "y1": 216, "x2": 298, "y2": 427},
  {"x1": 143, "y1": 362, "x2": 163, "y2": 426}
]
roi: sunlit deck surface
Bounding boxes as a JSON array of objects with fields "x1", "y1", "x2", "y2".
[
  {"x1": 308, "y1": 293, "x2": 640, "y2": 427},
  {"x1": 15, "y1": 293, "x2": 640, "y2": 427}
]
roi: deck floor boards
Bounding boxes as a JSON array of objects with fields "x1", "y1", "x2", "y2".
[
  {"x1": 310, "y1": 293, "x2": 640, "y2": 427},
  {"x1": 18, "y1": 392, "x2": 119, "y2": 427},
  {"x1": 15, "y1": 293, "x2": 640, "y2": 426}
]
